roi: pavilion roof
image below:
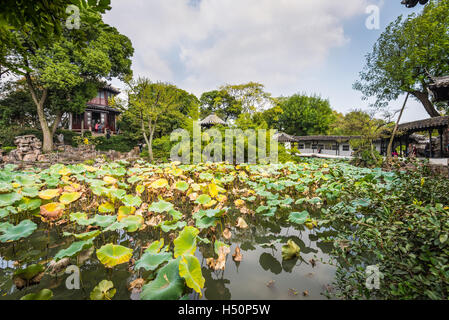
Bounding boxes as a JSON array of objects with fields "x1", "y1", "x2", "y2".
[
  {"x1": 199, "y1": 114, "x2": 226, "y2": 126},
  {"x1": 398, "y1": 116, "x2": 449, "y2": 132},
  {"x1": 429, "y1": 76, "x2": 449, "y2": 89}
]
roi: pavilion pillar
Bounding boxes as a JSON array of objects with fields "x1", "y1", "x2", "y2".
[
  {"x1": 405, "y1": 134, "x2": 409, "y2": 157},
  {"x1": 439, "y1": 129, "x2": 444, "y2": 158}
]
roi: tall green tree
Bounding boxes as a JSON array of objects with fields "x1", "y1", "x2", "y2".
[
  {"x1": 277, "y1": 94, "x2": 335, "y2": 136},
  {"x1": 221, "y1": 82, "x2": 273, "y2": 113},
  {"x1": 200, "y1": 90, "x2": 242, "y2": 121},
  {"x1": 114, "y1": 78, "x2": 183, "y2": 162},
  {"x1": 4, "y1": 11, "x2": 133, "y2": 152},
  {"x1": 354, "y1": 0, "x2": 449, "y2": 117}
]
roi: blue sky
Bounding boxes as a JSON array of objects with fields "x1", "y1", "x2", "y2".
[{"x1": 104, "y1": 0, "x2": 430, "y2": 123}]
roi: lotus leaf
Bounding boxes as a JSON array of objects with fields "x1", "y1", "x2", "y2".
[
  {"x1": 63, "y1": 230, "x2": 101, "y2": 241},
  {"x1": 18, "y1": 198, "x2": 41, "y2": 212},
  {"x1": 20, "y1": 289, "x2": 53, "y2": 300},
  {"x1": 103, "y1": 176, "x2": 117, "y2": 185},
  {"x1": 0, "y1": 192, "x2": 22, "y2": 207},
  {"x1": 288, "y1": 211, "x2": 310, "y2": 225},
  {"x1": 135, "y1": 251, "x2": 173, "y2": 271},
  {"x1": 14, "y1": 264, "x2": 45, "y2": 280},
  {"x1": 122, "y1": 194, "x2": 142, "y2": 207},
  {"x1": 117, "y1": 206, "x2": 136, "y2": 221},
  {"x1": 160, "y1": 220, "x2": 187, "y2": 233},
  {"x1": 168, "y1": 209, "x2": 183, "y2": 220},
  {"x1": 179, "y1": 254, "x2": 205, "y2": 295},
  {"x1": 195, "y1": 194, "x2": 211, "y2": 205},
  {"x1": 175, "y1": 181, "x2": 189, "y2": 192},
  {"x1": 40, "y1": 202, "x2": 65, "y2": 221},
  {"x1": 195, "y1": 216, "x2": 217, "y2": 229},
  {"x1": 174, "y1": 226, "x2": 199, "y2": 258},
  {"x1": 21, "y1": 187, "x2": 39, "y2": 198},
  {"x1": 149, "y1": 200, "x2": 173, "y2": 213},
  {"x1": 0, "y1": 219, "x2": 37, "y2": 242},
  {"x1": 59, "y1": 192, "x2": 82, "y2": 205},
  {"x1": 96, "y1": 244, "x2": 133, "y2": 268},
  {"x1": 54, "y1": 239, "x2": 94, "y2": 261},
  {"x1": 281, "y1": 240, "x2": 301, "y2": 260},
  {"x1": 90, "y1": 280, "x2": 116, "y2": 300},
  {"x1": 214, "y1": 240, "x2": 230, "y2": 255},
  {"x1": 121, "y1": 215, "x2": 144, "y2": 232},
  {"x1": 99, "y1": 202, "x2": 115, "y2": 213},
  {"x1": 38, "y1": 189, "x2": 61, "y2": 200},
  {"x1": 151, "y1": 179, "x2": 168, "y2": 189},
  {"x1": 93, "y1": 215, "x2": 117, "y2": 228},
  {"x1": 140, "y1": 259, "x2": 184, "y2": 300}
]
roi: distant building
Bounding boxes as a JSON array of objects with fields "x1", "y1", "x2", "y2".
[
  {"x1": 68, "y1": 85, "x2": 121, "y2": 134},
  {"x1": 199, "y1": 113, "x2": 227, "y2": 129}
]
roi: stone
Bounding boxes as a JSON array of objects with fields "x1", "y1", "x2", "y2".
[{"x1": 23, "y1": 154, "x2": 37, "y2": 162}]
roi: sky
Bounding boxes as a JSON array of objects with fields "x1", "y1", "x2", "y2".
[{"x1": 103, "y1": 0, "x2": 430, "y2": 124}]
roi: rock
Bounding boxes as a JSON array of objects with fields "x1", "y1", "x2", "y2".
[{"x1": 23, "y1": 154, "x2": 37, "y2": 162}]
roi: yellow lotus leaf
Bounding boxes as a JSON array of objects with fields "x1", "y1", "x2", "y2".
[
  {"x1": 118, "y1": 206, "x2": 136, "y2": 222},
  {"x1": 151, "y1": 179, "x2": 168, "y2": 189},
  {"x1": 39, "y1": 189, "x2": 62, "y2": 200},
  {"x1": 12, "y1": 182, "x2": 20, "y2": 188},
  {"x1": 63, "y1": 185, "x2": 76, "y2": 193},
  {"x1": 171, "y1": 168, "x2": 183, "y2": 177},
  {"x1": 84, "y1": 165, "x2": 97, "y2": 172},
  {"x1": 103, "y1": 176, "x2": 117, "y2": 185},
  {"x1": 136, "y1": 185, "x2": 145, "y2": 195},
  {"x1": 191, "y1": 184, "x2": 201, "y2": 192},
  {"x1": 40, "y1": 202, "x2": 65, "y2": 221},
  {"x1": 217, "y1": 194, "x2": 227, "y2": 203},
  {"x1": 59, "y1": 192, "x2": 82, "y2": 205},
  {"x1": 58, "y1": 167, "x2": 71, "y2": 176},
  {"x1": 61, "y1": 175, "x2": 71, "y2": 184},
  {"x1": 236, "y1": 217, "x2": 248, "y2": 229},
  {"x1": 234, "y1": 199, "x2": 245, "y2": 207},
  {"x1": 203, "y1": 200, "x2": 217, "y2": 209},
  {"x1": 208, "y1": 183, "x2": 218, "y2": 198}
]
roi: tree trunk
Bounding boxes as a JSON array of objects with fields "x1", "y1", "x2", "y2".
[
  {"x1": 141, "y1": 119, "x2": 151, "y2": 162},
  {"x1": 412, "y1": 91, "x2": 440, "y2": 118},
  {"x1": 25, "y1": 73, "x2": 53, "y2": 153},
  {"x1": 387, "y1": 93, "x2": 409, "y2": 164}
]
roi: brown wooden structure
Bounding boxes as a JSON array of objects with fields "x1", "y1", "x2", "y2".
[{"x1": 69, "y1": 85, "x2": 121, "y2": 134}]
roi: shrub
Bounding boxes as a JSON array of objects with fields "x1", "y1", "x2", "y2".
[{"x1": 94, "y1": 135, "x2": 137, "y2": 153}]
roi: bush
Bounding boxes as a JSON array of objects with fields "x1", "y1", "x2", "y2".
[{"x1": 94, "y1": 135, "x2": 138, "y2": 153}]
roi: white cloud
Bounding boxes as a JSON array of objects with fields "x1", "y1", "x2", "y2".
[{"x1": 105, "y1": 0, "x2": 372, "y2": 96}]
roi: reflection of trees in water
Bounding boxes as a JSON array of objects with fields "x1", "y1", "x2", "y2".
[{"x1": 201, "y1": 267, "x2": 231, "y2": 300}]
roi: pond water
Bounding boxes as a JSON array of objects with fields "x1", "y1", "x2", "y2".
[{"x1": 0, "y1": 209, "x2": 336, "y2": 300}]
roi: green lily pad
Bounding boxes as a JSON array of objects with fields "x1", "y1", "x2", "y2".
[
  {"x1": 140, "y1": 259, "x2": 184, "y2": 300},
  {"x1": 90, "y1": 280, "x2": 116, "y2": 300},
  {"x1": 145, "y1": 239, "x2": 165, "y2": 253},
  {"x1": 288, "y1": 211, "x2": 310, "y2": 225},
  {"x1": 59, "y1": 192, "x2": 82, "y2": 205},
  {"x1": 195, "y1": 194, "x2": 211, "y2": 205},
  {"x1": 63, "y1": 230, "x2": 101, "y2": 241},
  {"x1": 20, "y1": 289, "x2": 53, "y2": 300},
  {"x1": 149, "y1": 200, "x2": 174, "y2": 213},
  {"x1": 175, "y1": 181, "x2": 189, "y2": 192},
  {"x1": 122, "y1": 194, "x2": 142, "y2": 207},
  {"x1": 160, "y1": 220, "x2": 187, "y2": 233},
  {"x1": 99, "y1": 202, "x2": 115, "y2": 213},
  {"x1": 0, "y1": 219, "x2": 37, "y2": 242},
  {"x1": 54, "y1": 239, "x2": 94, "y2": 261},
  {"x1": 0, "y1": 192, "x2": 22, "y2": 207},
  {"x1": 135, "y1": 251, "x2": 173, "y2": 271},
  {"x1": 121, "y1": 215, "x2": 144, "y2": 232}
]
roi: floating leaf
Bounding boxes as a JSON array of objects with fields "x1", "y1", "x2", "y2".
[
  {"x1": 160, "y1": 220, "x2": 187, "y2": 233},
  {"x1": 175, "y1": 181, "x2": 189, "y2": 192},
  {"x1": 0, "y1": 220, "x2": 37, "y2": 242},
  {"x1": 0, "y1": 192, "x2": 22, "y2": 207},
  {"x1": 63, "y1": 230, "x2": 101, "y2": 241},
  {"x1": 145, "y1": 239, "x2": 165, "y2": 253},
  {"x1": 59, "y1": 192, "x2": 81, "y2": 205},
  {"x1": 96, "y1": 244, "x2": 133, "y2": 268},
  {"x1": 90, "y1": 280, "x2": 116, "y2": 300},
  {"x1": 121, "y1": 215, "x2": 144, "y2": 232},
  {"x1": 232, "y1": 246, "x2": 243, "y2": 262},
  {"x1": 135, "y1": 251, "x2": 172, "y2": 271},
  {"x1": 117, "y1": 206, "x2": 136, "y2": 221},
  {"x1": 179, "y1": 254, "x2": 205, "y2": 296},
  {"x1": 122, "y1": 194, "x2": 142, "y2": 207},
  {"x1": 40, "y1": 202, "x2": 65, "y2": 221},
  {"x1": 140, "y1": 259, "x2": 184, "y2": 300},
  {"x1": 54, "y1": 239, "x2": 94, "y2": 261},
  {"x1": 20, "y1": 289, "x2": 53, "y2": 300},
  {"x1": 103, "y1": 176, "x2": 117, "y2": 185},
  {"x1": 151, "y1": 179, "x2": 168, "y2": 189},
  {"x1": 149, "y1": 200, "x2": 173, "y2": 213},
  {"x1": 174, "y1": 226, "x2": 199, "y2": 258},
  {"x1": 99, "y1": 202, "x2": 115, "y2": 213},
  {"x1": 288, "y1": 211, "x2": 310, "y2": 225},
  {"x1": 281, "y1": 240, "x2": 300, "y2": 260},
  {"x1": 195, "y1": 194, "x2": 211, "y2": 205},
  {"x1": 38, "y1": 189, "x2": 61, "y2": 200}
]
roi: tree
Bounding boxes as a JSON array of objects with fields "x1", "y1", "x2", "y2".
[
  {"x1": 4, "y1": 11, "x2": 133, "y2": 152},
  {"x1": 0, "y1": 0, "x2": 112, "y2": 77},
  {"x1": 115, "y1": 78, "x2": 182, "y2": 162},
  {"x1": 277, "y1": 94, "x2": 335, "y2": 136},
  {"x1": 200, "y1": 90, "x2": 242, "y2": 121},
  {"x1": 221, "y1": 82, "x2": 273, "y2": 114},
  {"x1": 354, "y1": 0, "x2": 449, "y2": 118},
  {"x1": 0, "y1": 80, "x2": 38, "y2": 127}
]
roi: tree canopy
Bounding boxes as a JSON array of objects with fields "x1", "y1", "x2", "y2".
[{"x1": 354, "y1": 0, "x2": 449, "y2": 117}]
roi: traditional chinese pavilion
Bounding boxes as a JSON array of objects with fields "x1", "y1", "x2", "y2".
[{"x1": 68, "y1": 85, "x2": 121, "y2": 133}]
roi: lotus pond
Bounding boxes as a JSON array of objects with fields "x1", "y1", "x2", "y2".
[{"x1": 0, "y1": 159, "x2": 397, "y2": 300}]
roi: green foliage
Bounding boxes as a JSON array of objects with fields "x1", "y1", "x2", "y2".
[
  {"x1": 354, "y1": 0, "x2": 449, "y2": 116},
  {"x1": 94, "y1": 135, "x2": 137, "y2": 153},
  {"x1": 321, "y1": 165, "x2": 449, "y2": 299},
  {"x1": 277, "y1": 94, "x2": 335, "y2": 136}
]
